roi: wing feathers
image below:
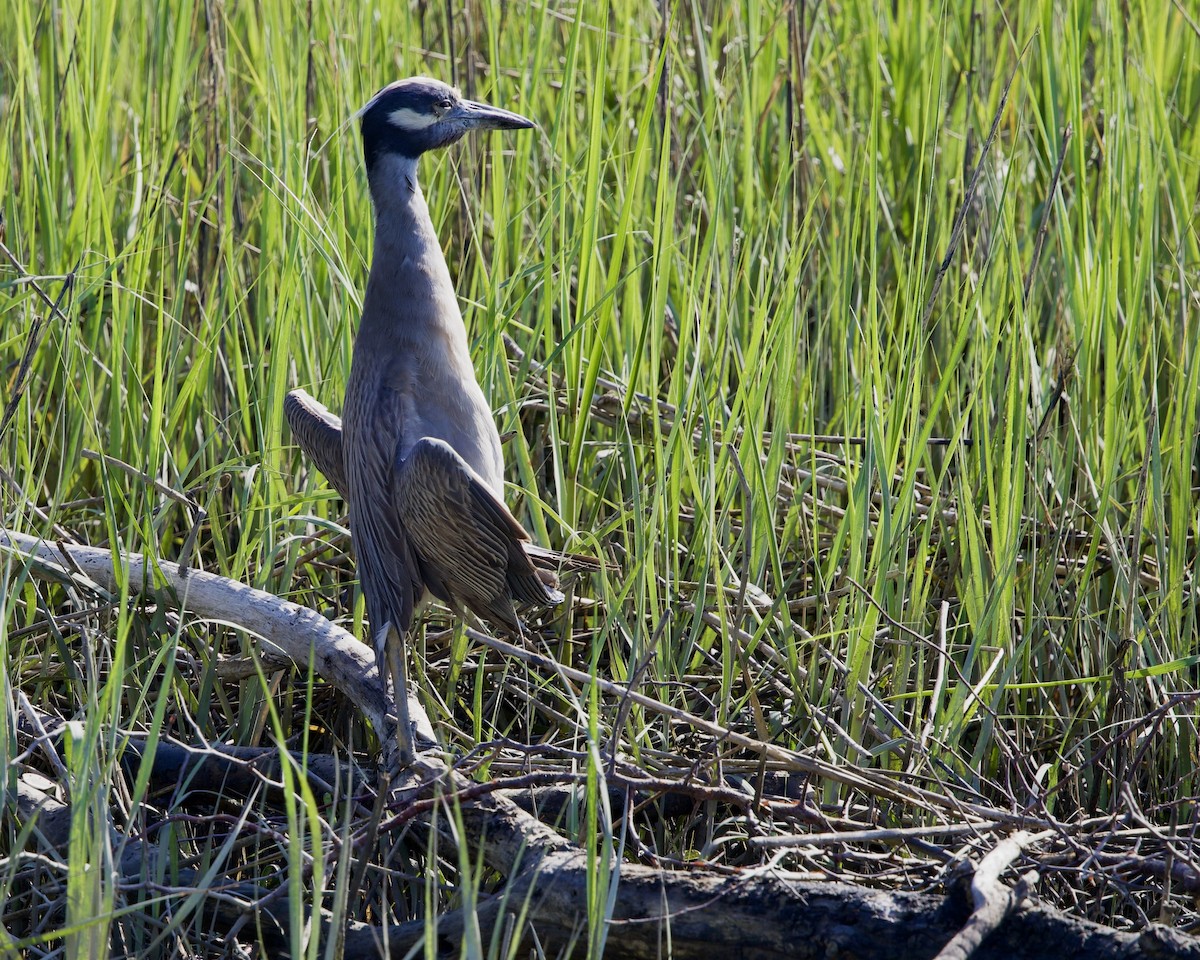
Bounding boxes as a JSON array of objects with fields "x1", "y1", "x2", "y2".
[
  {"x1": 284, "y1": 389, "x2": 350, "y2": 499},
  {"x1": 288, "y1": 390, "x2": 564, "y2": 632},
  {"x1": 393, "y1": 437, "x2": 561, "y2": 631}
]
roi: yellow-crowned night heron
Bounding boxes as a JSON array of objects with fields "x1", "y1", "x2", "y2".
[{"x1": 285, "y1": 77, "x2": 561, "y2": 765}]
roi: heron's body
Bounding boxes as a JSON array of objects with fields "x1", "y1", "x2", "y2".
[
  {"x1": 345, "y1": 151, "x2": 506, "y2": 636},
  {"x1": 286, "y1": 78, "x2": 560, "y2": 765}
]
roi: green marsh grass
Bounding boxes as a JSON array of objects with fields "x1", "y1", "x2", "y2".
[{"x1": 2, "y1": 0, "x2": 1198, "y2": 955}]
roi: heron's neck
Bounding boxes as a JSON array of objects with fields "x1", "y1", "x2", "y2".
[
  {"x1": 362, "y1": 154, "x2": 459, "y2": 336},
  {"x1": 366, "y1": 153, "x2": 423, "y2": 222}
]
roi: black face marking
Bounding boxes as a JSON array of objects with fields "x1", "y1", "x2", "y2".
[{"x1": 359, "y1": 76, "x2": 534, "y2": 173}]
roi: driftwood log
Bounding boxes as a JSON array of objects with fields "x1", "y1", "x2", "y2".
[{"x1": 4, "y1": 531, "x2": 1197, "y2": 960}]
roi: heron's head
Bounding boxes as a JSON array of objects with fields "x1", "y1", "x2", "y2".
[{"x1": 359, "y1": 77, "x2": 533, "y2": 172}]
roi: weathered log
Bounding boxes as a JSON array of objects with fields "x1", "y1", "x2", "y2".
[{"x1": 15, "y1": 773, "x2": 1198, "y2": 960}]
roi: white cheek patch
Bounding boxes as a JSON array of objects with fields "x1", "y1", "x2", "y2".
[{"x1": 388, "y1": 107, "x2": 439, "y2": 131}]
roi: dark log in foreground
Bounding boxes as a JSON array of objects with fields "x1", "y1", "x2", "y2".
[
  {"x1": 120, "y1": 738, "x2": 365, "y2": 805},
  {"x1": 4, "y1": 531, "x2": 1196, "y2": 960},
  {"x1": 14, "y1": 772, "x2": 1198, "y2": 960}
]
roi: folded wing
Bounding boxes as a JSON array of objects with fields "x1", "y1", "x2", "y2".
[
  {"x1": 286, "y1": 387, "x2": 596, "y2": 594},
  {"x1": 394, "y1": 437, "x2": 563, "y2": 632},
  {"x1": 284, "y1": 389, "x2": 350, "y2": 499}
]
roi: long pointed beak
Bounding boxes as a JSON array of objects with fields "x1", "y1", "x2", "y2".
[{"x1": 450, "y1": 98, "x2": 535, "y2": 131}]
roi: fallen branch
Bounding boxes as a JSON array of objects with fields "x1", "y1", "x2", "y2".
[
  {"x1": 0, "y1": 530, "x2": 426, "y2": 749},
  {"x1": 17, "y1": 770, "x2": 1194, "y2": 960},
  {"x1": 934, "y1": 831, "x2": 1044, "y2": 960}
]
